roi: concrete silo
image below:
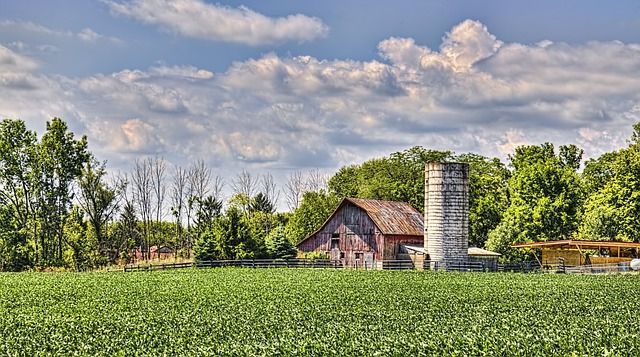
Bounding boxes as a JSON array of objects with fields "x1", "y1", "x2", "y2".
[{"x1": 424, "y1": 163, "x2": 469, "y2": 269}]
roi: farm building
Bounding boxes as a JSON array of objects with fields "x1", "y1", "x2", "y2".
[
  {"x1": 131, "y1": 245, "x2": 174, "y2": 262},
  {"x1": 296, "y1": 197, "x2": 501, "y2": 269},
  {"x1": 511, "y1": 240, "x2": 640, "y2": 267},
  {"x1": 296, "y1": 198, "x2": 424, "y2": 268}
]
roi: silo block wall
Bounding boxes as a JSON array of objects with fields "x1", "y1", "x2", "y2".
[{"x1": 425, "y1": 163, "x2": 469, "y2": 268}]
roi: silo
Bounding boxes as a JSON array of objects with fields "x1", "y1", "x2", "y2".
[{"x1": 424, "y1": 163, "x2": 469, "y2": 269}]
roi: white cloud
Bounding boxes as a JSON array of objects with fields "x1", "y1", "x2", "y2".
[
  {"x1": 0, "y1": 20, "x2": 121, "y2": 44},
  {"x1": 2, "y1": 20, "x2": 640, "y2": 188},
  {"x1": 78, "y1": 28, "x2": 101, "y2": 42},
  {"x1": 440, "y1": 19, "x2": 502, "y2": 69},
  {"x1": 105, "y1": 0, "x2": 329, "y2": 45},
  {"x1": 0, "y1": 44, "x2": 40, "y2": 71},
  {"x1": 496, "y1": 130, "x2": 531, "y2": 156}
]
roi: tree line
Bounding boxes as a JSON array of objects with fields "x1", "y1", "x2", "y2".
[{"x1": 1, "y1": 118, "x2": 639, "y2": 270}]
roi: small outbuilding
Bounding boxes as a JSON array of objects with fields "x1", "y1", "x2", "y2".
[{"x1": 511, "y1": 240, "x2": 640, "y2": 267}]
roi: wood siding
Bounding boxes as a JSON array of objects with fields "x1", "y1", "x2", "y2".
[{"x1": 297, "y1": 202, "x2": 422, "y2": 266}]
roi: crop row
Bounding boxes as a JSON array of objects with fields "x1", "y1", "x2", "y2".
[{"x1": 0, "y1": 269, "x2": 638, "y2": 356}]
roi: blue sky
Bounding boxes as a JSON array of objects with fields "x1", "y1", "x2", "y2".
[{"x1": 2, "y1": 0, "x2": 640, "y2": 210}]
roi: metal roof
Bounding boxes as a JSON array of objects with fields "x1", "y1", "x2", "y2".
[
  {"x1": 345, "y1": 198, "x2": 424, "y2": 236},
  {"x1": 468, "y1": 247, "x2": 502, "y2": 257},
  {"x1": 403, "y1": 245, "x2": 501, "y2": 257}
]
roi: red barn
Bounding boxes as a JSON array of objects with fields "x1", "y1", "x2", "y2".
[{"x1": 297, "y1": 198, "x2": 424, "y2": 268}]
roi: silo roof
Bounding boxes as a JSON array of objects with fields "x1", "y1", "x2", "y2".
[{"x1": 346, "y1": 198, "x2": 424, "y2": 236}]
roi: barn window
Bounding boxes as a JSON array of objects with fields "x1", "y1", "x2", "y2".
[
  {"x1": 340, "y1": 252, "x2": 345, "y2": 259},
  {"x1": 355, "y1": 252, "x2": 362, "y2": 260},
  {"x1": 331, "y1": 233, "x2": 339, "y2": 250}
]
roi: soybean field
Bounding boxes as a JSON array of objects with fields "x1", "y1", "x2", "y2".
[{"x1": 0, "y1": 269, "x2": 638, "y2": 356}]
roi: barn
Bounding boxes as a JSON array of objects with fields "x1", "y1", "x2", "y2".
[
  {"x1": 296, "y1": 196, "x2": 501, "y2": 269},
  {"x1": 296, "y1": 198, "x2": 424, "y2": 268}
]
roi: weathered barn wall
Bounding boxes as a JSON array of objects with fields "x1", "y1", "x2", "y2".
[
  {"x1": 425, "y1": 163, "x2": 469, "y2": 269},
  {"x1": 297, "y1": 202, "x2": 383, "y2": 266}
]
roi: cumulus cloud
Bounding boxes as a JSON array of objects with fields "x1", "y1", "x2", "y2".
[
  {"x1": 0, "y1": 44, "x2": 40, "y2": 71},
  {"x1": 2, "y1": 20, "x2": 640, "y2": 188},
  {"x1": 105, "y1": 0, "x2": 329, "y2": 45}
]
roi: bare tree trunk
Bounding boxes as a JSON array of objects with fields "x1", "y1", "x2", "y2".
[
  {"x1": 307, "y1": 169, "x2": 329, "y2": 193},
  {"x1": 284, "y1": 171, "x2": 307, "y2": 212},
  {"x1": 261, "y1": 173, "x2": 280, "y2": 212},
  {"x1": 150, "y1": 156, "x2": 167, "y2": 255},
  {"x1": 132, "y1": 159, "x2": 153, "y2": 260},
  {"x1": 171, "y1": 166, "x2": 187, "y2": 256},
  {"x1": 186, "y1": 159, "x2": 212, "y2": 256},
  {"x1": 231, "y1": 169, "x2": 258, "y2": 212}
]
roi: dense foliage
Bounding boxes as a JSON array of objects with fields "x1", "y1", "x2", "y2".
[
  {"x1": 2, "y1": 117, "x2": 640, "y2": 270},
  {"x1": 0, "y1": 269, "x2": 638, "y2": 356}
]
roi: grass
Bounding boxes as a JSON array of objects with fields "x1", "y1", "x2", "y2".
[{"x1": 0, "y1": 269, "x2": 638, "y2": 356}]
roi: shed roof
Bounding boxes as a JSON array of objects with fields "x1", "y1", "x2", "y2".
[
  {"x1": 468, "y1": 247, "x2": 502, "y2": 257},
  {"x1": 344, "y1": 198, "x2": 424, "y2": 236},
  {"x1": 402, "y1": 245, "x2": 501, "y2": 256}
]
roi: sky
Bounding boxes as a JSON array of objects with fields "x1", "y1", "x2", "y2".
[{"x1": 2, "y1": 0, "x2": 640, "y2": 210}]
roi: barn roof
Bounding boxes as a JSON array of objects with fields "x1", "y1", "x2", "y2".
[{"x1": 345, "y1": 198, "x2": 424, "y2": 236}]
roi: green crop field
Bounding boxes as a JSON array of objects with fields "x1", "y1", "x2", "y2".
[{"x1": 0, "y1": 269, "x2": 638, "y2": 356}]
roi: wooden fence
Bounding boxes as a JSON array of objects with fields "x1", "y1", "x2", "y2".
[{"x1": 123, "y1": 259, "x2": 542, "y2": 273}]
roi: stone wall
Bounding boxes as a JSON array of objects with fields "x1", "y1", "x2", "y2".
[{"x1": 424, "y1": 163, "x2": 469, "y2": 269}]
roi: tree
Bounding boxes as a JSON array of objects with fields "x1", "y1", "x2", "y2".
[
  {"x1": 285, "y1": 190, "x2": 340, "y2": 243},
  {"x1": 260, "y1": 173, "x2": 280, "y2": 212},
  {"x1": 577, "y1": 123, "x2": 640, "y2": 241},
  {"x1": 250, "y1": 192, "x2": 275, "y2": 215},
  {"x1": 63, "y1": 206, "x2": 96, "y2": 271},
  {"x1": 230, "y1": 169, "x2": 258, "y2": 213},
  {"x1": 457, "y1": 153, "x2": 510, "y2": 248},
  {"x1": 185, "y1": 160, "x2": 214, "y2": 255},
  {"x1": 110, "y1": 200, "x2": 140, "y2": 263},
  {"x1": 131, "y1": 158, "x2": 153, "y2": 260},
  {"x1": 284, "y1": 171, "x2": 307, "y2": 211},
  {"x1": 0, "y1": 119, "x2": 38, "y2": 270},
  {"x1": 170, "y1": 166, "x2": 188, "y2": 254},
  {"x1": 486, "y1": 143, "x2": 585, "y2": 260},
  {"x1": 77, "y1": 159, "x2": 122, "y2": 262},
  {"x1": 150, "y1": 156, "x2": 167, "y2": 251},
  {"x1": 265, "y1": 226, "x2": 297, "y2": 259},
  {"x1": 194, "y1": 195, "x2": 223, "y2": 234},
  {"x1": 36, "y1": 118, "x2": 90, "y2": 266},
  {"x1": 328, "y1": 146, "x2": 454, "y2": 212}
]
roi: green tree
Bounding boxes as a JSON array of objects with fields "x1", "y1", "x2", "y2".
[
  {"x1": 265, "y1": 226, "x2": 297, "y2": 259},
  {"x1": 577, "y1": 123, "x2": 640, "y2": 241},
  {"x1": 249, "y1": 192, "x2": 275, "y2": 215},
  {"x1": 36, "y1": 118, "x2": 90, "y2": 266},
  {"x1": 0, "y1": 119, "x2": 38, "y2": 270},
  {"x1": 285, "y1": 190, "x2": 339, "y2": 243},
  {"x1": 486, "y1": 143, "x2": 585, "y2": 260},
  {"x1": 78, "y1": 159, "x2": 122, "y2": 263},
  {"x1": 63, "y1": 206, "x2": 96, "y2": 271},
  {"x1": 109, "y1": 201, "x2": 140, "y2": 264},
  {"x1": 457, "y1": 153, "x2": 510, "y2": 248},
  {"x1": 194, "y1": 195, "x2": 223, "y2": 234},
  {"x1": 328, "y1": 146, "x2": 453, "y2": 212}
]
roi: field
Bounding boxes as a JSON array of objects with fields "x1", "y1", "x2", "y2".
[{"x1": 0, "y1": 269, "x2": 638, "y2": 356}]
